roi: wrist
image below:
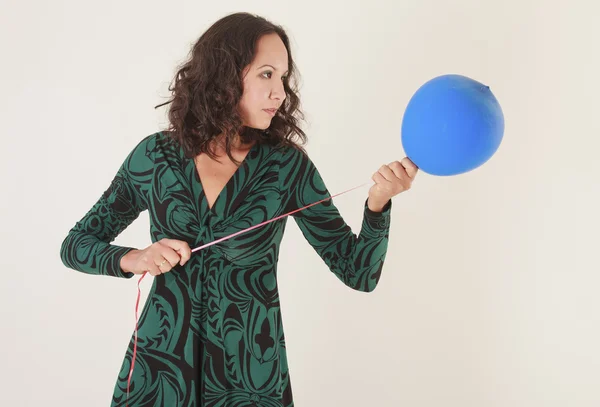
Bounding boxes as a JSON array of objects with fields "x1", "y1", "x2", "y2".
[
  {"x1": 120, "y1": 249, "x2": 140, "y2": 274},
  {"x1": 367, "y1": 197, "x2": 389, "y2": 212}
]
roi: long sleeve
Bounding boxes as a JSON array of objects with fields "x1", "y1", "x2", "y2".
[
  {"x1": 279, "y1": 146, "x2": 392, "y2": 292},
  {"x1": 60, "y1": 136, "x2": 154, "y2": 278}
]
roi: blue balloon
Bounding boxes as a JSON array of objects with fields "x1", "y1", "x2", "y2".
[{"x1": 401, "y1": 74, "x2": 504, "y2": 176}]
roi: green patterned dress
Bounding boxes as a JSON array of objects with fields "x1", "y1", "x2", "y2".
[{"x1": 60, "y1": 131, "x2": 392, "y2": 406}]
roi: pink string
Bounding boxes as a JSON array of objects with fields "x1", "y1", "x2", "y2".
[
  {"x1": 126, "y1": 180, "x2": 372, "y2": 405},
  {"x1": 126, "y1": 270, "x2": 146, "y2": 406},
  {"x1": 191, "y1": 180, "x2": 373, "y2": 253}
]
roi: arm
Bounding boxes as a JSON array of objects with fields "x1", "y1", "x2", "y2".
[
  {"x1": 279, "y1": 147, "x2": 392, "y2": 292},
  {"x1": 59, "y1": 136, "x2": 154, "y2": 278}
]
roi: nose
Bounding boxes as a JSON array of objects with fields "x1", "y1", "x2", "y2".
[{"x1": 270, "y1": 81, "x2": 286, "y2": 101}]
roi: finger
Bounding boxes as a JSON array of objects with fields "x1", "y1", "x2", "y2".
[
  {"x1": 154, "y1": 254, "x2": 174, "y2": 274},
  {"x1": 138, "y1": 254, "x2": 158, "y2": 276},
  {"x1": 377, "y1": 165, "x2": 397, "y2": 182},
  {"x1": 160, "y1": 248, "x2": 181, "y2": 269},
  {"x1": 401, "y1": 157, "x2": 419, "y2": 179},
  {"x1": 372, "y1": 171, "x2": 387, "y2": 185},
  {"x1": 159, "y1": 238, "x2": 178, "y2": 247},
  {"x1": 180, "y1": 244, "x2": 192, "y2": 265},
  {"x1": 161, "y1": 239, "x2": 191, "y2": 265},
  {"x1": 388, "y1": 161, "x2": 409, "y2": 180},
  {"x1": 145, "y1": 262, "x2": 161, "y2": 277}
]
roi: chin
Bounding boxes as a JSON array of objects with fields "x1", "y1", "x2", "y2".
[{"x1": 248, "y1": 121, "x2": 272, "y2": 130}]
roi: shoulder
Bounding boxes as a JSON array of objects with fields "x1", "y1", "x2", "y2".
[
  {"x1": 272, "y1": 142, "x2": 325, "y2": 190},
  {"x1": 272, "y1": 142, "x2": 311, "y2": 168},
  {"x1": 137, "y1": 131, "x2": 179, "y2": 153},
  {"x1": 120, "y1": 131, "x2": 180, "y2": 173},
  {"x1": 128, "y1": 131, "x2": 182, "y2": 161}
]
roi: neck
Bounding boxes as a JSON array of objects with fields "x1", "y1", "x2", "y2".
[{"x1": 213, "y1": 134, "x2": 254, "y2": 151}]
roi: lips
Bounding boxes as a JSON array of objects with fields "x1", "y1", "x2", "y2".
[{"x1": 263, "y1": 108, "x2": 277, "y2": 116}]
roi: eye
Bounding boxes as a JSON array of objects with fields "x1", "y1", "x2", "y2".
[{"x1": 261, "y1": 71, "x2": 288, "y2": 81}]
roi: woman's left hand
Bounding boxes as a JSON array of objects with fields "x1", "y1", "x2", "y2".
[{"x1": 368, "y1": 157, "x2": 419, "y2": 212}]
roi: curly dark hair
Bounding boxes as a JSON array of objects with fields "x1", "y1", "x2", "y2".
[{"x1": 155, "y1": 12, "x2": 307, "y2": 163}]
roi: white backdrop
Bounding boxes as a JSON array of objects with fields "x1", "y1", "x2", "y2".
[{"x1": 2, "y1": 0, "x2": 599, "y2": 406}]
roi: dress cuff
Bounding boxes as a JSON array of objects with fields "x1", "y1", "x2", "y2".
[
  {"x1": 110, "y1": 246, "x2": 137, "y2": 279},
  {"x1": 362, "y1": 198, "x2": 392, "y2": 235},
  {"x1": 364, "y1": 198, "x2": 392, "y2": 217}
]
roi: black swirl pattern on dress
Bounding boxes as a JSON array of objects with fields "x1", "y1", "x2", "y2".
[{"x1": 60, "y1": 131, "x2": 392, "y2": 406}]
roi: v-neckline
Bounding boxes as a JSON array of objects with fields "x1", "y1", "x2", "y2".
[{"x1": 192, "y1": 141, "x2": 259, "y2": 214}]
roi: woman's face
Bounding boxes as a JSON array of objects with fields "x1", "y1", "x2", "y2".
[{"x1": 238, "y1": 33, "x2": 289, "y2": 130}]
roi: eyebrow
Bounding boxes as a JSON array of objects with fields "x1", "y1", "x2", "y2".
[{"x1": 257, "y1": 64, "x2": 289, "y2": 74}]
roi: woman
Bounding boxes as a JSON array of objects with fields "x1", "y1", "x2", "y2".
[{"x1": 60, "y1": 12, "x2": 417, "y2": 407}]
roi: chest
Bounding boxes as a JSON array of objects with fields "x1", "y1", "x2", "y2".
[
  {"x1": 146, "y1": 142, "x2": 287, "y2": 262},
  {"x1": 194, "y1": 154, "x2": 242, "y2": 209}
]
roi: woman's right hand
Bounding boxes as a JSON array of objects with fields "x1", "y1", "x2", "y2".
[{"x1": 120, "y1": 238, "x2": 192, "y2": 276}]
